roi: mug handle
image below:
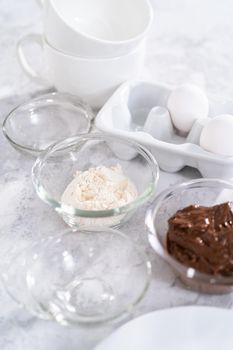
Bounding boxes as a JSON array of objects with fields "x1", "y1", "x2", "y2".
[{"x1": 16, "y1": 34, "x2": 49, "y2": 85}]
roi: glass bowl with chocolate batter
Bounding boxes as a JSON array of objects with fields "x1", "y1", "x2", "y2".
[{"x1": 146, "y1": 178, "x2": 233, "y2": 294}]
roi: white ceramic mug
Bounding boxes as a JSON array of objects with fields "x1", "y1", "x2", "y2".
[
  {"x1": 37, "y1": 0, "x2": 153, "y2": 58},
  {"x1": 17, "y1": 34, "x2": 145, "y2": 108}
]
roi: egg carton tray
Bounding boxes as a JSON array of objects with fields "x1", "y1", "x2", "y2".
[{"x1": 95, "y1": 80, "x2": 233, "y2": 178}]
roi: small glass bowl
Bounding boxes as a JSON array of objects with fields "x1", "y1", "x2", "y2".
[
  {"x1": 146, "y1": 178, "x2": 233, "y2": 294},
  {"x1": 2, "y1": 228, "x2": 151, "y2": 325},
  {"x1": 2, "y1": 92, "x2": 92, "y2": 155},
  {"x1": 32, "y1": 133, "x2": 159, "y2": 228}
]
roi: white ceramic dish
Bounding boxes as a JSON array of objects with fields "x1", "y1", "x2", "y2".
[
  {"x1": 95, "y1": 80, "x2": 233, "y2": 178},
  {"x1": 37, "y1": 0, "x2": 153, "y2": 58},
  {"x1": 17, "y1": 36, "x2": 145, "y2": 109},
  {"x1": 94, "y1": 306, "x2": 233, "y2": 350}
]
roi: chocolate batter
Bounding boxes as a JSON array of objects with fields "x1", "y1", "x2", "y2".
[{"x1": 167, "y1": 202, "x2": 233, "y2": 276}]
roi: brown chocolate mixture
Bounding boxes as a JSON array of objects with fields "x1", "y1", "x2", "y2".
[{"x1": 167, "y1": 202, "x2": 233, "y2": 276}]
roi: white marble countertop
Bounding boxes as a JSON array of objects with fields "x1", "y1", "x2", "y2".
[{"x1": 1, "y1": 0, "x2": 233, "y2": 349}]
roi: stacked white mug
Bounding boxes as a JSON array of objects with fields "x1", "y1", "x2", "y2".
[{"x1": 17, "y1": 0, "x2": 154, "y2": 108}]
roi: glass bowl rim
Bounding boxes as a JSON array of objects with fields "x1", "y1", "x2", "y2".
[
  {"x1": 2, "y1": 226, "x2": 152, "y2": 324},
  {"x1": 32, "y1": 132, "x2": 159, "y2": 218},
  {"x1": 2, "y1": 91, "x2": 93, "y2": 154},
  {"x1": 146, "y1": 177, "x2": 233, "y2": 286}
]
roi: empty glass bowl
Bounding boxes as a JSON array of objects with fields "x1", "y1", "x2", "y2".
[
  {"x1": 2, "y1": 228, "x2": 151, "y2": 325},
  {"x1": 2, "y1": 92, "x2": 92, "y2": 155},
  {"x1": 32, "y1": 133, "x2": 159, "y2": 228},
  {"x1": 146, "y1": 178, "x2": 233, "y2": 294}
]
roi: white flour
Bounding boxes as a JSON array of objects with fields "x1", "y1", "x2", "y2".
[{"x1": 61, "y1": 164, "x2": 138, "y2": 226}]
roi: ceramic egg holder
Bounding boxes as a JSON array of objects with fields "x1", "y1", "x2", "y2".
[{"x1": 96, "y1": 80, "x2": 233, "y2": 178}]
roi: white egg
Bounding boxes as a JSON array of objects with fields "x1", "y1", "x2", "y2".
[
  {"x1": 167, "y1": 84, "x2": 209, "y2": 134},
  {"x1": 200, "y1": 114, "x2": 233, "y2": 156}
]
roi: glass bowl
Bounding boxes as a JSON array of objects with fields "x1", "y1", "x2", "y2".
[
  {"x1": 32, "y1": 133, "x2": 159, "y2": 228},
  {"x1": 2, "y1": 92, "x2": 92, "y2": 155},
  {"x1": 146, "y1": 178, "x2": 233, "y2": 294},
  {"x1": 2, "y1": 227, "x2": 151, "y2": 325}
]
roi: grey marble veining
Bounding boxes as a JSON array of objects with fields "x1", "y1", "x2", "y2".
[{"x1": 1, "y1": 0, "x2": 233, "y2": 349}]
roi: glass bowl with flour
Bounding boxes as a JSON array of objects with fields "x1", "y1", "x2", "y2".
[{"x1": 32, "y1": 133, "x2": 159, "y2": 228}]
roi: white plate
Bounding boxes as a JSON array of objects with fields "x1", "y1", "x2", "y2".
[{"x1": 94, "y1": 306, "x2": 233, "y2": 350}]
